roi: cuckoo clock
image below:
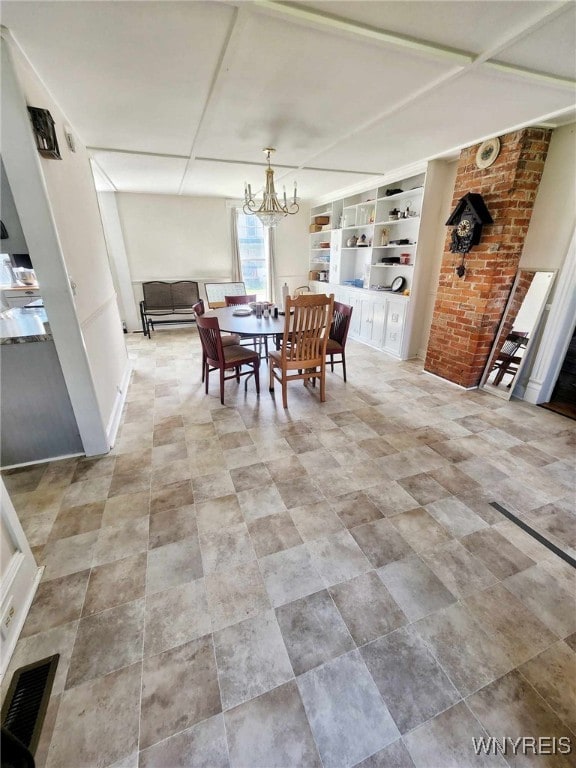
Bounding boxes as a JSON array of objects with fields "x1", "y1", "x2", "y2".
[{"x1": 446, "y1": 193, "x2": 493, "y2": 277}]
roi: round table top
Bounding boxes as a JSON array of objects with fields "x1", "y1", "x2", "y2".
[{"x1": 205, "y1": 306, "x2": 285, "y2": 336}]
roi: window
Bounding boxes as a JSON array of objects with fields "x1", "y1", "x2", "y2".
[{"x1": 235, "y1": 211, "x2": 269, "y2": 300}]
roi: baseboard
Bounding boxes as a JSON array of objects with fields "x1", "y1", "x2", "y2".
[
  {"x1": 0, "y1": 453, "x2": 84, "y2": 471},
  {"x1": 421, "y1": 368, "x2": 477, "y2": 390},
  {"x1": 106, "y1": 361, "x2": 132, "y2": 449}
]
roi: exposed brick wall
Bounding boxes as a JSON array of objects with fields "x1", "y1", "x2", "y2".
[{"x1": 424, "y1": 127, "x2": 552, "y2": 388}]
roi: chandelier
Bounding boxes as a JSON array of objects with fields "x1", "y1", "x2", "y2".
[{"x1": 243, "y1": 148, "x2": 299, "y2": 228}]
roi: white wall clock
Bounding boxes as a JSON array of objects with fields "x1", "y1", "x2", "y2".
[{"x1": 475, "y1": 137, "x2": 501, "y2": 169}]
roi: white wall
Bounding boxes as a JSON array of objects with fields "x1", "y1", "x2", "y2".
[
  {"x1": 412, "y1": 158, "x2": 458, "y2": 358},
  {"x1": 2, "y1": 36, "x2": 128, "y2": 453},
  {"x1": 0, "y1": 160, "x2": 28, "y2": 257},
  {"x1": 520, "y1": 123, "x2": 576, "y2": 272},
  {"x1": 117, "y1": 193, "x2": 233, "y2": 281},
  {"x1": 114, "y1": 192, "x2": 310, "y2": 307},
  {"x1": 273, "y1": 202, "x2": 311, "y2": 299}
]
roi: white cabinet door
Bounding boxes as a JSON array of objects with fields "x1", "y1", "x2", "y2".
[
  {"x1": 382, "y1": 298, "x2": 407, "y2": 356},
  {"x1": 371, "y1": 297, "x2": 387, "y2": 348},
  {"x1": 354, "y1": 297, "x2": 386, "y2": 347},
  {"x1": 357, "y1": 298, "x2": 374, "y2": 343}
]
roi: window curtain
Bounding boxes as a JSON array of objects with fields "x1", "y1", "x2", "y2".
[
  {"x1": 230, "y1": 208, "x2": 242, "y2": 282},
  {"x1": 267, "y1": 228, "x2": 276, "y2": 304}
]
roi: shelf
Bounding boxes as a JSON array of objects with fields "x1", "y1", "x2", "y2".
[
  {"x1": 374, "y1": 243, "x2": 416, "y2": 249},
  {"x1": 342, "y1": 247, "x2": 372, "y2": 251},
  {"x1": 379, "y1": 187, "x2": 423, "y2": 202},
  {"x1": 342, "y1": 224, "x2": 375, "y2": 231},
  {"x1": 371, "y1": 263, "x2": 413, "y2": 268},
  {"x1": 311, "y1": 248, "x2": 331, "y2": 251},
  {"x1": 374, "y1": 216, "x2": 420, "y2": 226}
]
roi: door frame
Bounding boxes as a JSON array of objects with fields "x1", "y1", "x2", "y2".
[{"x1": 0, "y1": 479, "x2": 43, "y2": 682}]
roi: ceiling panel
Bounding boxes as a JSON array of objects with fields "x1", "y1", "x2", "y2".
[
  {"x1": 290, "y1": 1, "x2": 559, "y2": 56},
  {"x1": 91, "y1": 152, "x2": 187, "y2": 194},
  {"x1": 2, "y1": 0, "x2": 235, "y2": 154},
  {"x1": 194, "y1": 8, "x2": 458, "y2": 166},
  {"x1": 493, "y1": 7, "x2": 576, "y2": 79},
  {"x1": 311, "y1": 65, "x2": 576, "y2": 173},
  {"x1": 180, "y1": 159, "x2": 276, "y2": 198}
]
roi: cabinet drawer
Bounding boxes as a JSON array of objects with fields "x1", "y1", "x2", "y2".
[{"x1": 4, "y1": 290, "x2": 41, "y2": 308}]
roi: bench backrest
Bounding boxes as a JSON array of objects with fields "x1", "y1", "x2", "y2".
[{"x1": 142, "y1": 281, "x2": 199, "y2": 310}]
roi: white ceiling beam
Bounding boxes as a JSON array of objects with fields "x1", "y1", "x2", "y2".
[
  {"x1": 253, "y1": 1, "x2": 473, "y2": 64},
  {"x1": 87, "y1": 147, "x2": 189, "y2": 160},
  {"x1": 176, "y1": 4, "x2": 246, "y2": 194}
]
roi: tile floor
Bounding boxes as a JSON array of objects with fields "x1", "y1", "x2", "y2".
[{"x1": 2, "y1": 329, "x2": 575, "y2": 768}]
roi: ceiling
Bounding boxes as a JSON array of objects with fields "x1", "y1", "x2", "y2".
[{"x1": 2, "y1": 1, "x2": 575, "y2": 202}]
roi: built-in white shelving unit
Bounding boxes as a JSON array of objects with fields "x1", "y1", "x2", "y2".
[{"x1": 308, "y1": 168, "x2": 439, "y2": 359}]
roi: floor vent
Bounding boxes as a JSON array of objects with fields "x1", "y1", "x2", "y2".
[{"x1": 1, "y1": 654, "x2": 59, "y2": 758}]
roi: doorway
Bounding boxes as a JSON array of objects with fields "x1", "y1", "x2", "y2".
[{"x1": 541, "y1": 324, "x2": 576, "y2": 420}]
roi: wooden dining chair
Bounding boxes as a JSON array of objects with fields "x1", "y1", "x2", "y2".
[
  {"x1": 326, "y1": 301, "x2": 353, "y2": 381},
  {"x1": 224, "y1": 294, "x2": 257, "y2": 306},
  {"x1": 196, "y1": 315, "x2": 260, "y2": 405},
  {"x1": 268, "y1": 293, "x2": 334, "y2": 408},
  {"x1": 193, "y1": 300, "x2": 240, "y2": 382},
  {"x1": 224, "y1": 294, "x2": 265, "y2": 356}
]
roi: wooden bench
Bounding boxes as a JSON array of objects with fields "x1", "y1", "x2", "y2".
[{"x1": 139, "y1": 280, "x2": 200, "y2": 338}]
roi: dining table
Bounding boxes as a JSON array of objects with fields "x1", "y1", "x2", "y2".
[{"x1": 205, "y1": 305, "x2": 286, "y2": 357}]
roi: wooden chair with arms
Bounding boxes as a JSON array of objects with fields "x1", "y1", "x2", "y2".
[
  {"x1": 268, "y1": 293, "x2": 334, "y2": 408},
  {"x1": 193, "y1": 300, "x2": 240, "y2": 382},
  {"x1": 326, "y1": 301, "x2": 353, "y2": 382},
  {"x1": 196, "y1": 315, "x2": 260, "y2": 405}
]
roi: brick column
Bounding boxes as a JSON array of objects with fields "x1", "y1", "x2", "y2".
[{"x1": 424, "y1": 128, "x2": 552, "y2": 388}]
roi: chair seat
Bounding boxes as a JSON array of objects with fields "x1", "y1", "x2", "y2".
[
  {"x1": 326, "y1": 338, "x2": 343, "y2": 354},
  {"x1": 268, "y1": 349, "x2": 322, "y2": 370},
  {"x1": 223, "y1": 344, "x2": 260, "y2": 365}
]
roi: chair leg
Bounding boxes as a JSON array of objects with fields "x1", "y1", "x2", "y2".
[
  {"x1": 320, "y1": 365, "x2": 326, "y2": 403},
  {"x1": 342, "y1": 352, "x2": 347, "y2": 382},
  {"x1": 220, "y1": 368, "x2": 225, "y2": 405},
  {"x1": 330, "y1": 354, "x2": 334, "y2": 372},
  {"x1": 236, "y1": 366, "x2": 240, "y2": 382},
  {"x1": 269, "y1": 361, "x2": 275, "y2": 392},
  {"x1": 254, "y1": 360, "x2": 260, "y2": 394},
  {"x1": 201, "y1": 352, "x2": 206, "y2": 382},
  {"x1": 282, "y1": 378, "x2": 288, "y2": 409},
  {"x1": 205, "y1": 365, "x2": 209, "y2": 394}
]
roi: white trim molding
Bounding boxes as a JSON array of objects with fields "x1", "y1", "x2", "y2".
[{"x1": 106, "y1": 360, "x2": 132, "y2": 449}]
